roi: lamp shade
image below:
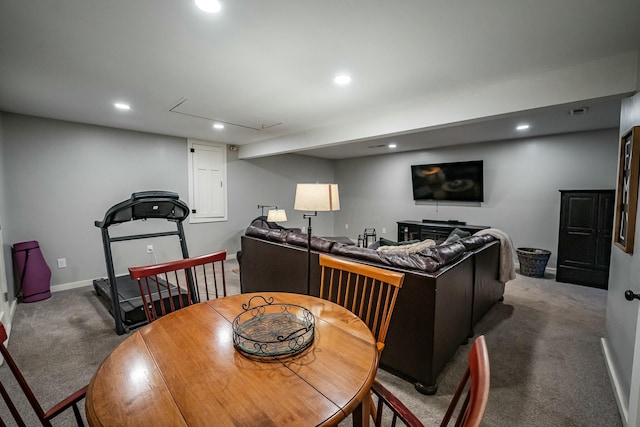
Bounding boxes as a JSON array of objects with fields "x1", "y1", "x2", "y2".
[
  {"x1": 294, "y1": 184, "x2": 340, "y2": 211},
  {"x1": 266, "y1": 209, "x2": 287, "y2": 222}
]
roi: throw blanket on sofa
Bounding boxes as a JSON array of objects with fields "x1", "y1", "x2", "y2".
[{"x1": 475, "y1": 228, "x2": 516, "y2": 282}]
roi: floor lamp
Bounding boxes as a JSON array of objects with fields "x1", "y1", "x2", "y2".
[{"x1": 294, "y1": 183, "x2": 340, "y2": 295}]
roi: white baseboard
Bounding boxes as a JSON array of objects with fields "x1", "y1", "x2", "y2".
[
  {"x1": 602, "y1": 337, "x2": 629, "y2": 427},
  {"x1": 51, "y1": 278, "x2": 94, "y2": 292},
  {"x1": 1, "y1": 299, "x2": 17, "y2": 327},
  {"x1": 51, "y1": 252, "x2": 237, "y2": 293},
  {"x1": 9, "y1": 299, "x2": 17, "y2": 320}
]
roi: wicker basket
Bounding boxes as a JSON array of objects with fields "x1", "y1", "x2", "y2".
[{"x1": 516, "y1": 247, "x2": 551, "y2": 278}]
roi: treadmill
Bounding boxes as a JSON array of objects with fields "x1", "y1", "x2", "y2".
[{"x1": 94, "y1": 191, "x2": 194, "y2": 335}]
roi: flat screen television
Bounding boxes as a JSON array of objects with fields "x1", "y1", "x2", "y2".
[{"x1": 411, "y1": 160, "x2": 484, "y2": 202}]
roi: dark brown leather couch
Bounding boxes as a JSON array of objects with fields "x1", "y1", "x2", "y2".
[{"x1": 238, "y1": 226, "x2": 504, "y2": 394}]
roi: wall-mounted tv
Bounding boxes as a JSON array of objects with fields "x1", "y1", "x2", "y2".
[{"x1": 411, "y1": 160, "x2": 484, "y2": 202}]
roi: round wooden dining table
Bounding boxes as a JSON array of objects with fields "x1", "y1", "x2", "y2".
[{"x1": 85, "y1": 292, "x2": 379, "y2": 427}]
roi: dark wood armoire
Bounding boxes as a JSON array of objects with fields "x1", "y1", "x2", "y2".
[{"x1": 556, "y1": 189, "x2": 615, "y2": 289}]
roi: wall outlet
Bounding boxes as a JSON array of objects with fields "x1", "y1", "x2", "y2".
[
  {"x1": 146, "y1": 245, "x2": 154, "y2": 253},
  {"x1": 57, "y1": 258, "x2": 67, "y2": 269},
  {"x1": 345, "y1": 224, "x2": 349, "y2": 230},
  {"x1": 382, "y1": 227, "x2": 387, "y2": 234}
]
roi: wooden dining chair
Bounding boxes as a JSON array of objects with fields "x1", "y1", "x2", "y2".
[
  {"x1": 318, "y1": 254, "x2": 405, "y2": 352},
  {"x1": 369, "y1": 335, "x2": 490, "y2": 427},
  {"x1": 440, "y1": 335, "x2": 490, "y2": 427},
  {"x1": 129, "y1": 249, "x2": 227, "y2": 323},
  {"x1": 370, "y1": 378, "x2": 425, "y2": 427},
  {"x1": 0, "y1": 323, "x2": 87, "y2": 427}
]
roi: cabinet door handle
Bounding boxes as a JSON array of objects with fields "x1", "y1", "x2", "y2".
[{"x1": 625, "y1": 290, "x2": 640, "y2": 301}]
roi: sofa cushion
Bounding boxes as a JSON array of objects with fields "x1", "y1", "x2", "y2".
[
  {"x1": 368, "y1": 240, "x2": 382, "y2": 250},
  {"x1": 379, "y1": 237, "x2": 421, "y2": 246},
  {"x1": 311, "y1": 236, "x2": 335, "y2": 252},
  {"x1": 443, "y1": 233, "x2": 461, "y2": 244},
  {"x1": 245, "y1": 225, "x2": 289, "y2": 243},
  {"x1": 448, "y1": 227, "x2": 471, "y2": 239},
  {"x1": 378, "y1": 252, "x2": 440, "y2": 272},
  {"x1": 458, "y1": 235, "x2": 495, "y2": 250},
  {"x1": 285, "y1": 231, "x2": 336, "y2": 252},
  {"x1": 330, "y1": 243, "x2": 385, "y2": 264},
  {"x1": 377, "y1": 239, "x2": 436, "y2": 255},
  {"x1": 285, "y1": 230, "x2": 308, "y2": 247},
  {"x1": 418, "y1": 241, "x2": 467, "y2": 268}
]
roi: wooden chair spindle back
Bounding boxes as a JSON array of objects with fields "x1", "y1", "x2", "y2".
[
  {"x1": 319, "y1": 254, "x2": 404, "y2": 352},
  {"x1": 129, "y1": 250, "x2": 227, "y2": 323}
]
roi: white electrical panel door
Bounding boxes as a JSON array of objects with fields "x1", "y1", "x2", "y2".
[{"x1": 188, "y1": 139, "x2": 228, "y2": 223}]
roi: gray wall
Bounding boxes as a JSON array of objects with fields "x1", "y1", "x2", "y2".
[
  {"x1": 333, "y1": 129, "x2": 619, "y2": 267},
  {"x1": 0, "y1": 113, "x2": 334, "y2": 296},
  {"x1": 2, "y1": 114, "x2": 188, "y2": 292},
  {"x1": 0, "y1": 112, "x2": 620, "y2": 296},
  {"x1": 606, "y1": 92, "x2": 640, "y2": 411}
]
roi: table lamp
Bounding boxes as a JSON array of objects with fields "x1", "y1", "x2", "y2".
[
  {"x1": 266, "y1": 208, "x2": 287, "y2": 222},
  {"x1": 294, "y1": 183, "x2": 340, "y2": 294}
]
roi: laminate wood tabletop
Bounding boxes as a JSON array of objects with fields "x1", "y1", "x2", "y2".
[{"x1": 86, "y1": 292, "x2": 379, "y2": 427}]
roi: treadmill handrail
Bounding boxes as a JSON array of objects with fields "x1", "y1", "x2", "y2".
[
  {"x1": 95, "y1": 191, "x2": 189, "y2": 228},
  {"x1": 109, "y1": 230, "x2": 182, "y2": 243}
]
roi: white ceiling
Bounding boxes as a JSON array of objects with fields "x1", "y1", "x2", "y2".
[{"x1": 0, "y1": 1, "x2": 639, "y2": 159}]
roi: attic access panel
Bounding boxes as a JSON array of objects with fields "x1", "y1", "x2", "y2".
[{"x1": 170, "y1": 98, "x2": 282, "y2": 131}]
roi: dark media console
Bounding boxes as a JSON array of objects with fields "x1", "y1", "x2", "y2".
[{"x1": 397, "y1": 220, "x2": 489, "y2": 243}]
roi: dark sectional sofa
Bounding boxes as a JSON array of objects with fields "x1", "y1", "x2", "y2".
[{"x1": 237, "y1": 224, "x2": 504, "y2": 394}]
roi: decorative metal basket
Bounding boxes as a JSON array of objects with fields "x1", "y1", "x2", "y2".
[
  {"x1": 516, "y1": 247, "x2": 551, "y2": 278},
  {"x1": 232, "y1": 295, "x2": 315, "y2": 360}
]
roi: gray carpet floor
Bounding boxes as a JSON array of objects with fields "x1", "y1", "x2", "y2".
[{"x1": 0, "y1": 260, "x2": 622, "y2": 426}]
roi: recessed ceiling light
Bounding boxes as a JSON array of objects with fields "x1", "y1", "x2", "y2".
[
  {"x1": 334, "y1": 74, "x2": 352, "y2": 85},
  {"x1": 114, "y1": 103, "x2": 131, "y2": 110},
  {"x1": 213, "y1": 123, "x2": 224, "y2": 129},
  {"x1": 195, "y1": 0, "x2": 222, "y2": 13},
  {"x1": 388, "y1": 143, "x2": 397, "y2": 148},
  {"x1": 516, "y1": 124, "x2": 530, "y2": 131}
]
